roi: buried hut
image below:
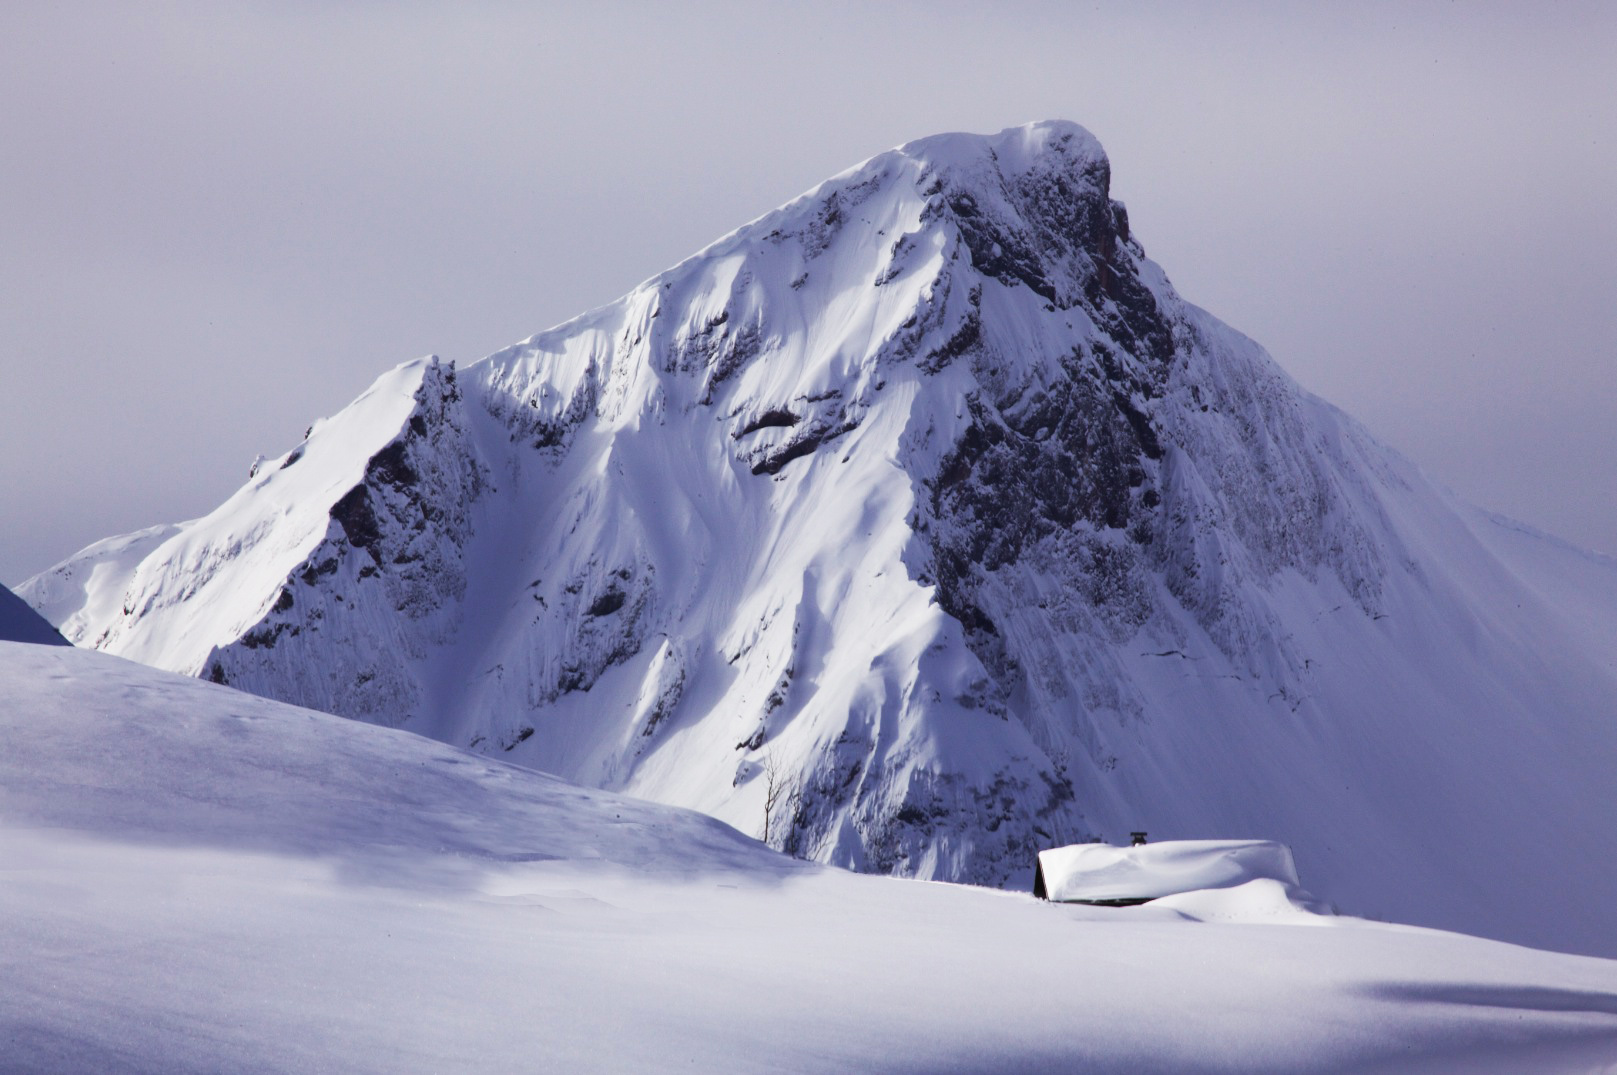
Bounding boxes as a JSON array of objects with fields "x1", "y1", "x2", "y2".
[{"x1": 1033, "y1": 836, "x2": 1303, "y2": 906}]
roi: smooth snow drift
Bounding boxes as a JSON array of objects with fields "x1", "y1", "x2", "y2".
[
  {"x1": 6, "y1": 641, "x2": 1617, "y2": 1074},
  {"x1": 23, "y1": 121, "x2": 1617, "y2": 958}
]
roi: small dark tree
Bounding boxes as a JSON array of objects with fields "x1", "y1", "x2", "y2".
[{"x1": 760, "y1": 751, "x2": 800, "y2": 848}]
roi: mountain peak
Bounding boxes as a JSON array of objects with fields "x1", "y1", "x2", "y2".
[
  {"x1": 895, "y1": 119, "x2": 1108, "y2": 178},
  {"x1": 25, "y1": 121, "x2": 1617, "y2": 957},
  {"x1": 898, "y1": 121, "x2": 1127, "y2": 311},
  {"x1": 621, "y1": 120, "x2": 1125, "y2": 337}
]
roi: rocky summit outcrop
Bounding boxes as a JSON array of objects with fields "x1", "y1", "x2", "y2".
[{"x1": 24, "y1": 121, "x2": 1617, "y2": 956}]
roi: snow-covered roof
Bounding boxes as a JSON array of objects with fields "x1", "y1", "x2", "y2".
[{"x1": 1037, "y1": 840, "x2": 1300, "y2": 904}]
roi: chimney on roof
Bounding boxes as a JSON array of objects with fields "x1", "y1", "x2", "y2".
[{"x1": 1130, "y1": 831, "x2": 1148, "y2": 846}]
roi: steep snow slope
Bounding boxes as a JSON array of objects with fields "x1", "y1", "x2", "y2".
[
  {"x1": 7, "y1": 641, "x2": 1617, "y2": 1075},
  {"x1": 0, "y1": 582, "x2": 66, "y2": 645},
  {"x1": 24, "y1": 121, "x2": 1617, "y2": 957}
]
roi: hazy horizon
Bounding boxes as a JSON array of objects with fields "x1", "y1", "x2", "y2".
[{"x1": 5, "y1": 1, "x2": 1614, "y2": 584}]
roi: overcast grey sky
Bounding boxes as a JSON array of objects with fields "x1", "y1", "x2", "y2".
[{"x1": 4, "y1": 1, "x2": 1614, "y2": 584}]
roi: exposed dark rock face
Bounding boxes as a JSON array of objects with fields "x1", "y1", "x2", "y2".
[
  {"x1": 924, "y1": 129, "x2": 1176, "y2": 363},
  {"x1": 529, "y1": 561, "x2": 659, "y2": 704},
  {"x1": 750, "y1": 421, "x2": 858, "y2": 476},
  {"x1": 881, "y1": 129, "x2": 1386, "y2": 796},
  {"x1": 330, "y1": 486, "x2": 383, "y2": 561},
  {"x1": 898, "y1": 143, "x2": 1180, "y2": 745},
  {"x1": 586, "y1": 589, "x2": 626, "y2": 617},
  {"x1": 736, "y1": 409, "x2": 800, "y2": 436},
  {"x1": 205, "y1": 358, "x2": 487, "y2": 725}
]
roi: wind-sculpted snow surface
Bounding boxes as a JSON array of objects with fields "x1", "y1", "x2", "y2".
[
  {"x1": 24, "y1": 122, "x2": 1617, "y2": 957},
  {"x1": 7, "y1": 642, "x2": 1617, "y2": 1074}
]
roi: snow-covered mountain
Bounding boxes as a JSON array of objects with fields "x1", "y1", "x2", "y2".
[
  {"x1": 24, "y1": 121, "x2": 1617, "y2": 957},
  {"x1": 8, "y1": 640, "x2": 1617, "y2": 1073}
]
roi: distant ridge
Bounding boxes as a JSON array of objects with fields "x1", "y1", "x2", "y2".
[{"x1": 1, "y1": 583, "x2": 67, "y2": 645}]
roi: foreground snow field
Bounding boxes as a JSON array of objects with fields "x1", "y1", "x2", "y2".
[{"x1": 5, "y1": 641, "x2": 1617, "y2": 1074}]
